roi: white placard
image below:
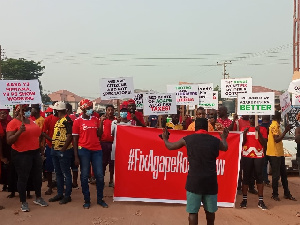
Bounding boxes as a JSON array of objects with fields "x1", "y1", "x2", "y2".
[
  {"x1": 188, "y1": 105, "x2": 196, "y2": 110},
  {"x1": 221, "y1": 78, "x2": 252, "y2": 98},
  {"x1": 143, "y1": 93, "x2": 177, "y2": 116},
  {"x1": 237, "y1": 92, "x2": 274, "y2": 115},
  {"x1": 0, "y1": 104, "x2": 13, "y2": 110},
  {"x1": 280, "y1": 91, "x2": 292, "y2": 117},
  {"x1": 199, "y1": 91, "x2": 218, "y2": 109},
  {"x1": 100, "y1": 77, "x2": 134, "y2": 100},
  {"x1": 167, "y1": 84, "x2": 199, "y2": 105},
  {"x1": 0, "y1": 80, "x2": 42, "y2": 105},
  {"x1": 134, "y1": 93, "x2": 143, "y2": 109},
  {"x1": 292, "y1": 94, "x2": 300, "y2": 106},
  {"x1": 198, "y1": 83, "x2": 213, "y2": 103},
  {"x1": 288, "y1": 78, "x2": 300, "y2": 95}
]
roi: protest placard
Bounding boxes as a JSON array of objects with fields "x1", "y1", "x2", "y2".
[
  {"x1": 198, "y1": 83, "x2": 213, "y2": 103},
  {"x1": 167, "y1": 85, "x2": 199, "y2": 105},
  {"x1": 292, "y1": 94, "x2": 300, "y2": 106},
  {"x1": 100, "y1": 77, "x2": 134, "y2": 100},
  {"x1": 288, "y1": 78, "x2": 300, "y2": 95},
  {"x1": 143, "y1": 93, "x2": 177, "y2": 115},
  {"x1": 221, "y1": 78, "x2": 252, "y2": 98},
  {"x1": 0, "y1": 104, "x2": 13, "y2": 110},
  {"x1": 134, "y1": 93, "x2": 143, "y2": 109},
  {"x1": 287, "y1": 107, "x2": 300, "y2": 136},
  {"x1": 237, "y1": 92, "x2": 274, "y2": 115},
  {"x1": 0, "y1": 80, "x2": 42, "y2": 105},
  {"x1": 280, "y1": 91, "x2": 292, "y2": 117},
  {"x1": 199, "y1": 91, "x2": 218, "y2": 109}
]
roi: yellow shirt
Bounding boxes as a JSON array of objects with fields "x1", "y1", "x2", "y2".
[
  {"x1": 187, "y1": 121, "x2": 214, "y2": 132},
  {"x1": 34, "y1": 116, "x2": 45, "y2": 129},
  {"x1": 166, "y1": 122, "x2": 183, "y2": 130},
  {"x1": 266, "y1": 120, "x2": 284, "y2": 157}
]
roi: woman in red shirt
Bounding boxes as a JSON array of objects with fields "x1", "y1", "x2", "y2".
[
  {"x1": 6, "y1": 105, "x2": 48, "y2": 212},
  {"x1": 73, "y1": 99, "x2": 108, "y2": 209}
]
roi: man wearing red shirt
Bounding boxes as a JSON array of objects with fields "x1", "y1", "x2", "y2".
[
  {"x1": 99, "y1": 105, "x2": 115, "y2": 187},
  {"x1": 127, "y1": 99, "x2": 146, "y2": 127},
  {"x1": 41, "y1": 106, "x2": 59, "y2": 195},
  {"x1": 217, "y1": 106, "x2": 232, "y2": 128}
]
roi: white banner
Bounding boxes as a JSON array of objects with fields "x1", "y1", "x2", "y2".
[
  {"x1": 288, "y1": 78, "x2": 300, "y2": 95},
  {"x1": 292, "y1": 94, "x2": 300, "y2": 106},
  {"x1": 221, "y1": 78, "x2": 252, "y2": 99},
  {"x1": 100, "y1": 77, "x2": 134, "y2": 100},
  {"x1": 280, "y1": 91, "x2": 292, "y2": 117},
  {"x1": 198, "y1": 83, "x2": 213, "y2": 104},
  {"x1": 199, "y1": 91, "x2": 218, "y2": 109},
  {"x1": 0, "y1": 80, "x2": 42, "y2": 105},
  {"x1": 143, "y1": 93, "x2": 177, "y2": 116},
  {"x1": 167, "y1": 85, "x2": 199, "y2": 105},
  {"x1": 237, "y1": 92, "x2": 275, "y2": 115}
]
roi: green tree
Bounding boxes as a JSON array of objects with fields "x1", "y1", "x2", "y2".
[{"x1": 1, "y1": 58, "x2": 51, "y2": 103}]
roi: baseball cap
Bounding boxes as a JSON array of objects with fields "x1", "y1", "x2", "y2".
[
  {"x1": 121, "y1": 101, "x2": 128, "y2": 109},
  {"x1": 127, "y1": 99, "x2": 135, "y2": 105},
  {"x1": 45, "y1": 106, "x2": 53, "y2": 113},
  {"x1": 52, "y1": 101, "x2": 66, "y2": 110}
]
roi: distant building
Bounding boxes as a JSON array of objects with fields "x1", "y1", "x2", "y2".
[
  {"x1": 48, "y1": 90, "x2": 84, "y2": 111},
  {"x1": 93, "y1": 97, "x2": 118, "y2": 112},
  {"x1": 252, "y1": 86, "x2": 282, "y2": 105}
]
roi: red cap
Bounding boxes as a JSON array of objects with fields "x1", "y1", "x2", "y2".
[
  {"x1": 121, "y1": 101, "x2": 128, "y2": 109},
  {"x1": 127, "y1": 99, "x2": 135, "y2": 105},
  {"x1": 79, "y1": 99, "x2": 93, "y2": 110},
  {"x1": 45, "y1": 106, "x2": 53, "y2": 113}
]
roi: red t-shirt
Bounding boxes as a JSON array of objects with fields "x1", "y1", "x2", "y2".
[
  {"x1": 233, "y1": 118, "x2": 250, "y2": 131},
  {"x1": 72, "y1": 116, "x2": 101, "y2": 150},
  {"x1": 0, "y1": 123, "x2": 4, "y2": 137},
  {"x1": 127, "y1": 111, "x2": 145, "y2": 126},
  {"x1": 7, "y1": 119, "x2": 41, "y2": 152},
  {"x1": 217, "y1": 118, "x2": 232, "y2": 128},
  {"x1": 242, "y1": 126, "x2": 268, "y2": 158},
  {"x1": 101, "y1": 118, "x2": 114, "y2": 142},
  {"x1": 42, "y1": 114, "x2": 59, "y2": 147}
]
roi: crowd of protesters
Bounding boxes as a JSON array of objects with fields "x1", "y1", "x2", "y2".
[{"x1": 0, "y1": 99, "x2": 299, "y2": 224}]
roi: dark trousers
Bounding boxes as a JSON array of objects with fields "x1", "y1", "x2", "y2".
[
  {"x1": 101, "y1": 142, "x2": 114, "y2": 175},
  {"x1": 238, "y1": 159, "x2": 255, "y2": 189},
  {"x1": 11, "y1": 149, "x2": 43, "y2": 202},
  {"x1": 263, "y1": 155, "x2": 270, "y2": 183},
  {"x1": 269, "y1": 156, "x2": 290, "y2": 197}
]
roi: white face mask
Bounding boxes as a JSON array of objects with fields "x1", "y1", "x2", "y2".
[
  {"x1": 24, "y1": 111, "x2": 31, "y2": 118},
  {"x1": 86, "y1": 109, "x2": 93, "y2": 116}
]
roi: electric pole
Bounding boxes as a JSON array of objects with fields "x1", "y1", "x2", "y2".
[{"x1": 217, "y1": 61, "x2": 232, "y2": 79}]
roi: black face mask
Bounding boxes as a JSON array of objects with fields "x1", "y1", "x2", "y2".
[{"x1": 53, "y1": 110, "x2": 58, "y2": 117}]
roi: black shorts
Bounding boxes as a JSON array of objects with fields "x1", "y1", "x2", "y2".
[{"x1": 242, "y1": 157, "x2": 264, "y2": 185}]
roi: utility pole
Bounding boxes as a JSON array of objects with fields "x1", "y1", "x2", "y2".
[{"x1": 217, "y1": 61, "x2": 232, "y2": 79}]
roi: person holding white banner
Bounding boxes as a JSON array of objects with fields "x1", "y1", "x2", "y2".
[
  {"x1": 161, "y1": 118, "x2": 229, "y2": 225},
  {"x1": 6, "y1": 105, "x2": 48, "y2": 212},
  {"x1": 267, "y1": 111, "x2": 296, "y2": 202}
]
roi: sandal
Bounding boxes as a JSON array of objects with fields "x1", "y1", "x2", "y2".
[{"x1": 284, "y1": 194, "x2": 297, "y2": 201}]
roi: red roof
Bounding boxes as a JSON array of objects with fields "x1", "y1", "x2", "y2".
[
  {"x1": 252, "y1": 86, "x2": 282, "y2": 96},
  {"x1": 48, "y1": 90, "x2": 84, "y2": 102}
]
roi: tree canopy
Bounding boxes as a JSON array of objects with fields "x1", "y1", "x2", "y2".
[{"x1": 1, "y1": 58, "x2": 51, "y2": 103}]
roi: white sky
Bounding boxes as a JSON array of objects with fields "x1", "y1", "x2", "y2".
[{"x1": 0, "y1": 0, "x2": 294, "y2": 99}]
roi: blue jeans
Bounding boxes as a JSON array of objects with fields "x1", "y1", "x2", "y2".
[
  {"x1": 78, "y1": 147, "x2": 104, "y2": 203},
  {"x1": 51, "y1": 148, "x2": 73, "y2": 197}
]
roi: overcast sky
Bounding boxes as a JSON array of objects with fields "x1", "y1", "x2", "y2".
[{"x1": 0, "y1": 0, "x2": 294, "y2": 99}]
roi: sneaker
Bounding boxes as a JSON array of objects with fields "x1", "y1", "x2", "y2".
[
  {"x1": 248, "y1": 189, "x2": 258, "y2": 195},
  {"x1": 59, "y1": 196, "x2": 72, "y2": 205},
  {"x1": 240, "y1": 200, "x2": 247, "y2": 209},
  {"x1": 21, "y1": 202, "x2": 30, "y2": 212},
  {"x1": 49, "y1": 195, "x2": 64, "y2": 202},
  {"x1": 109, "y1": 182, "x2": 114, "y2": 188},
  {"x1": 271, "y1": 195, "x2": 280, "y2": 201},
  {"x1": 258, "y1": 201, "x2": 268, "y2": 210},
  {"x1": 72, "y1": 184, "x2": 79, "y2": 189},
  {"x1": 284, "y1": 194, "x2": 297, "y2": 201},
  {"x1": 33, "y1": 198, "x2": 49, "y2": 207},
  {"x1": 83, "y1": 202, "x2": 90, "y2": 209},
  {"x1": 97, "y1": 200, "x2": 108, "y2": 208}
]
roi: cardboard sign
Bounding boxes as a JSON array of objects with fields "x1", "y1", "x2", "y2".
[
  {"x1": 221, "y1": 78, "x2": 252, "y2": 98},
  {"x1": 292, "y1": 94, "x2": 300, "y2": 106},
  {"x1": 237, "y1": 92, "x2": 274, "y2": 115},
  {"x1": 288, "y1": 78, "x2": 300, "y2": 95},
  {"x1": 167, "y1": 85, "x2": 199, "y2": 105},
  {"x1": 198, "y1": 83, "x2": 213, "y2": 103},
  {"x1": 100, "y1": 77, "x2": 134, "y2": 100},
  {"x1": 287, "y1": 107, "x2": 300, "y2": 136},
  {"x1": 143, "y1": 93, "x2": 177, "y2": 116},
  {"x1": 114, "y1": 126, "x2": 242, "y2": 207},
  {"x1": 280, "y1": 91, "x2": 292, "y2": 117},
  {"x1": 0, "y1": 80, "x2": 42, "y2": 105},
  {"x1": 134, "y1": 93, "x2": 143, "y2": 109},
  {"x1": 199, "y1": 91, "x2": 218, "y2": 109}
]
